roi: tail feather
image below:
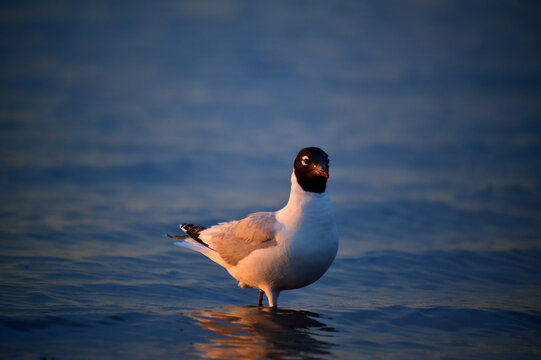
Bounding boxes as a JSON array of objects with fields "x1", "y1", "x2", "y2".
[
  {"x1": 174, "y1": 239, "x2": 212, "y2": 254},
  {"x1": 166, "y1": 234, "x2": 189, "y2": 239},
  {"x1": 173, "y1": 236, "x2": 227, "y2": 268}
]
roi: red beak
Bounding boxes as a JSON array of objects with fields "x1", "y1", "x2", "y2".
[{"x1": 316, "y1": 166, "x2": 329, "y2": 179}]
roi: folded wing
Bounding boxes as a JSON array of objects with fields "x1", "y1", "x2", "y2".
[{"x1": 199, "y1": 212, "x2": 278, "y2": 266}]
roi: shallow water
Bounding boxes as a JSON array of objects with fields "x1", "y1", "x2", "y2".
[
  {"x1": 1, "y1": 1, "x2": 541, "y2": 359},
  {"x1": 1, "y1": 250, "x2": 540, "y2": 359}
]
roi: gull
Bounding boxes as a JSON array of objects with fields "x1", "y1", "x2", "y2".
[{"x1": 169, "y1": 147, "x2": 339, "y2": 307}]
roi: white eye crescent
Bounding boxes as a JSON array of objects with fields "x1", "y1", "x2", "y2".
[{"x1": 301, "y1": 155, "x2": 309, "y2": 166}]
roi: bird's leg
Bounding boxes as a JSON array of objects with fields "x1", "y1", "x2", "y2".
[
  {"x1": 267, "y1": 289, "x2": 279, "y2": 307},
  {"x1": 258, "y1": 289, "x2": 264, "y2": 306},
  {"x1": 260, "y1": 288, "x2": 279, "y2": 307}
]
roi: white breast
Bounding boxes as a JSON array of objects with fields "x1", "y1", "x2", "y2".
[{"x1": 275, "y1": 176, "x2": 338, "y2": 289}]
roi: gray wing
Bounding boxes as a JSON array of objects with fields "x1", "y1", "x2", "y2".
[{"x1": 199, "y1": 212, "x2": 278, "y2": 266}]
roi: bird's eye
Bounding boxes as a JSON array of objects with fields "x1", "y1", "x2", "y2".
[{"x1": 301, "y1": 155, "x2": 309, "y2": 166}]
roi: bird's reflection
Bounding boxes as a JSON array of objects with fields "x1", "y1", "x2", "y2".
[{"x1": 187, "y1": 306, "x2": 336, "y2": 359}]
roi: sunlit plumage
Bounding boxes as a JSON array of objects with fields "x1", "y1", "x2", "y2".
[{"x1": 171, "y1": 147, "x2": 339, "y2": 307}]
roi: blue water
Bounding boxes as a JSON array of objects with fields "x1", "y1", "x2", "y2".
[{"x1": 1, "y1": 1, "x2": 541, "y2": 359}]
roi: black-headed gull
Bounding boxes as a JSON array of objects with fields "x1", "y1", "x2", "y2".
[{"x1": 169, "y1": 147, "x2": 339, "y2": 307}]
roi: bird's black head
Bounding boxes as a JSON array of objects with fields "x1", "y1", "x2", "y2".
[{"x1": 293, "y1": 147, "x2": 330, "y2": 193}]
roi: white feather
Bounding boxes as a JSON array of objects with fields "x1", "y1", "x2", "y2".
[{"x1": 174, "y1": 239, "x2": 227, "y2": 267}]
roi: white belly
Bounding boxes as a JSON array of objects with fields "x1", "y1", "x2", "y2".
[{"x1": 278, "y1": 233, "x2": 338, "y2": 290}]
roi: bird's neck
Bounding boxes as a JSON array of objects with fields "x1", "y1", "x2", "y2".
[{"x1": 276, "y1": 171, "x2": 330, "y2": 224}]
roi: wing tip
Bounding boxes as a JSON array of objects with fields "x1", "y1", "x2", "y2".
[{"x1": 178, "y1": 223, "x2": 210, "y2": 248}]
